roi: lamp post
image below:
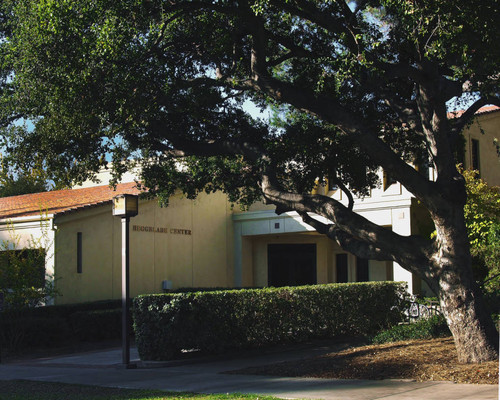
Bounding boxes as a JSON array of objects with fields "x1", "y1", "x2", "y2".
[{"x1": 112, "y1": 194, "x2": 138, "y2": 368}]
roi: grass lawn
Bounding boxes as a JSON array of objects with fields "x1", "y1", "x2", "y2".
[{"x1": 0, "y1": 380, "x2": 281, "y2": 400}]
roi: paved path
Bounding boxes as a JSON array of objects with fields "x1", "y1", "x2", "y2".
[{"x1": 0, "y1": 345, "x2": 497, "y2": 400}]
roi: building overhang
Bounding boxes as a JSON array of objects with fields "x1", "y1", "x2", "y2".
[{"x1": 0, "y1": 214, "x2": 55, "y2": 231}]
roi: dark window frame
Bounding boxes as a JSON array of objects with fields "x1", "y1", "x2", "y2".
[
  {"x1": 356, "y1": 257, "x2": 369, "y2": 282},
  {"x1": 267, "y1": 243, "x2": 317, "y2": 287},
  {"x1": 383, "y1": 170, "x2": 397, "y2": 191},
  {"x1": 471, "y1": 138, "x2": 480, "y2": 175},
  {"x1": 336, "y1": 253, "x2": 348, "y2": 283},
  {"x1": 77, "y1": 232, "x2": 83, "y2": 274}
]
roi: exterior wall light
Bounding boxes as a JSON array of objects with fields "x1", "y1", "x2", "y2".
[{"x1": 113, "y1": 194, "x2": 139, "y2": 368}]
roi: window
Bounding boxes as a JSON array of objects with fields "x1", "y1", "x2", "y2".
[
  {"x1": 336, "y1": 253, "x2": 348, "y2": 283},
  {"x1": 0, "y1": 248, "x2": 46, "y2": 289},
  {"x1": 415, "y1": 158, "x2": 430, "y2": 179},
  {"x1": 77, "y1": 232, "x2": 83, "y2": 273},
  {"x1": 326, "y1": 174, "x2": 339, "y2": 193},
  {"x1": 268, "y1": 244, "x2": 317, "y2": 287},
  {"x1": 471, "y1": 139, "x2": 480, "y2": 175},
  {"x1": 383, "y1": 170, "x2": 397, "y2": 191},
  {"x1": 356, "y1": 257, "x2": 369, "y2": 282}
]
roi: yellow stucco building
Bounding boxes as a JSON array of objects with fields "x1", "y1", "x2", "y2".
[{"x1": 1, "y1": 106, "x2": 499, "y2": 305}]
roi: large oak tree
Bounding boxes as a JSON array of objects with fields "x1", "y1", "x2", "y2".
[{"x1": 1, "y1": 0, "x2": 499, "y2": 362}]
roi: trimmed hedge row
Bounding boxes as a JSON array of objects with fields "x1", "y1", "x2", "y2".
[
  {"x1": 0, "y1": 301, "x2": 124, "y2": 352},
  {"x1": 1, "y1": 299, "x2": 121, "y2": 319},
  {"x1": 133, "y1": 282, "x2": 406, "y2": 361}
]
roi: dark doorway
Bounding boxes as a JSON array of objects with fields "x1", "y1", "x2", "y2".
[
  {"x1": 336, "y1": 253, "x2": 348, "y2": 283},
  {"x1": 268, "y1": 244, "x2": 317, "y2": 287},
  {"x1": 356, "y1": 256, "x2": 369, "y2": 282}
]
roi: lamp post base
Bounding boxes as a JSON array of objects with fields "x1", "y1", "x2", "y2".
[{"x1": 118, "y1": 362, "x2": 138, "y2": 370}]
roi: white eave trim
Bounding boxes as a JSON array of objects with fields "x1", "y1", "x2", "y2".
[
  {"x1": 0, "y1": 214, "x2": 55, "y2": 225},
  {"x1": 232, "y1": 197, "x2": 413, "y2": 223},
  {"x1": 0, "y1": 214, "x2": 55, "y2": 231}
]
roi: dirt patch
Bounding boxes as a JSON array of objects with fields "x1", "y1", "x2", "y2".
[{"x1": 229, "y1": 337, "x2": 498, "y2": 384}]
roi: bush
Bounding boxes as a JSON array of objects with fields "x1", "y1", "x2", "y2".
[
  {"x1": 0, "y1": 316, "x2": 71, "y2": 351},
  {"x1": 133, "y1": 282, "x2": 406, "y2": 361},
  {"x1": 172, "y1": 287, "x2": 260, "y2": 293},
  {"x1": 371, "y1": 315, "x2": 450, "y2": 344},
  {"x1": 69, "y1": 309, "x2": 123, "y2": 342},
  {"x1": 0, "y1": 300, "x2": 124, "y2": 353},
  {"x1": 2, "y1": 299, "x2": 122, "y2": 319}
]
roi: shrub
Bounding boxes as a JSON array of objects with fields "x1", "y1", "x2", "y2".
[
  {"x1": 133, "y1": 282, "x2": 406, "y2": 361},
  {"x1": 69, "y1": 309, "x2": 123, "y2": 342},
  {"x1": 0, "y1": 300, "x2": 124, "y2": 353},
  {"x1": 0, "y1": 316, "x2": 71, "y2": 351},
  {"x1": 371, "y1": 315, "x2": 450, "y2": 344}
]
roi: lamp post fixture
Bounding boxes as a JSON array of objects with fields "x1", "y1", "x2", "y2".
[{"x1": 112, "y1": 194, "x2": 138, "y2": 368}]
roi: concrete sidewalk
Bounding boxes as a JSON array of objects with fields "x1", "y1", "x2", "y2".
[{"x1": 0, "y1": 344, "x2": 497, "y2": 400}]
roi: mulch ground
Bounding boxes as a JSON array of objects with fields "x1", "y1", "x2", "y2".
[{"x1": 229, "y1": 337, "x2": 498, "y2": 384}]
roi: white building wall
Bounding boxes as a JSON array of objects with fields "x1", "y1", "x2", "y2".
[
  {"x1": 233, "y1": 168, "x2": 420, "y2": 291},
  {"x1": 390, "y1": 207, "x2": 414, "y2": 293}
]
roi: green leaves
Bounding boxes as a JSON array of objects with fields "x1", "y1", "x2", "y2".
[
  {"x1": 133, "y1": 282, "x2": 406, "y2": 360},
  {"x1": 461, "y1": 168, "x2": 500, "y2": 294},
  {"x1": 0, "y1": 156, "x2": 49, "y2": 197},
  {"x1": 1, "y1": 0, "x2": 499, "y2": 227},
  {"x1": 463, "y1": 168, "x2": 500, "y2": 247}
]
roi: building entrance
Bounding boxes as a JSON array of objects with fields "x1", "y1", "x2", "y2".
[{"x1": 267, "y1": 244, "x2": 317, "y2": 287}]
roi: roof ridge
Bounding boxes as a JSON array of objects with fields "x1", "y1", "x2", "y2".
[
  {"x1": 0, "y1": 181, "x2": 143, "y2": 220},
  {"x1": 448, "y1": 105, "x2": 500, "y2": 118}
]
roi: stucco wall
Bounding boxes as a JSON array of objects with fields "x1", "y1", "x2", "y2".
[
  {"x1": 463, "y1": 110, "x2": 500, "y2": 186},
  {"x1": 53, "y1": 191, "x2": 233, "y2": 304}
]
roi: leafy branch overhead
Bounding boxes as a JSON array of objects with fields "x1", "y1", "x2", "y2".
[{"x1": 0, "y1": 0, "x2": 499, "y2": 363}]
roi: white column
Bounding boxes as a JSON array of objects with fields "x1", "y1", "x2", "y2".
[
  {"x1": 391, "y1": 207, "x2": 414, "y2": 293},
  {"x1": 233, "y1": 222, "x2": 243, "y2": 287}
]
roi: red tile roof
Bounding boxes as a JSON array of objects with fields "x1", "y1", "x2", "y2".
[
  {"x1": 475, "y1": 105, "x2": 500, "y2": 115},
  {"x1": 448, "y1": 105, "x2": 500, "y2": 118},
  {"x1": 0, "y1": 182, "x2": 142, "y2": 220}
]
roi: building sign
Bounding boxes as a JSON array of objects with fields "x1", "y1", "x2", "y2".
[{"x1": 132, "y1": 225, "x2": 192, "y2": 235}]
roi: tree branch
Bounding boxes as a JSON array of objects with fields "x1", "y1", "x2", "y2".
[
  {"x1": 260, "y1": 167, "x2": 433, "y2": 271},
  {"x1": 329, "y1": 175, "x2": 354, "y2": 211},
  {"x1": 450, "y1": 97, "x2": 500, "y2": 138},
  {"x1": 235, "y1": 73, "x2": 437, "y2": 205},
  {"x1": 298, "y1": 211, "x2": 332, "y2": 235},
  {"x1": 268, "y1": 0, "x2": 358, "y2": 50},
  {"x1": 327, "y1": 227, "x2": 397, "y2": 261}
]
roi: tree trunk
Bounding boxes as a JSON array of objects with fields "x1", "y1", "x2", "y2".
[
  {"x1": 438, "y1": 276, "x2": 498, "y2": 363},
  {"x1": 427, "y1": 208, "x2": 499, "y2": 363},
  {"x1": 261, "y1": 167, "x2": 499, "y2": 363}
]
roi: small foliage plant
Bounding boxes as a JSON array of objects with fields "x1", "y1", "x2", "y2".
[
  {"x1": 372, "y1": 315, "x2": 451, "y2": 344},
  {"x1": 461, "y1": 168, "x2": 500, "y2": 297},
  {"x1": 0, "y1": 221, "x2": 58, "y2": 310},
  {"x1": 0, "y1": 220, "x2": 59, "y2": 352}
]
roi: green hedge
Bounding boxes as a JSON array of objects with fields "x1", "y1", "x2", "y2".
[
  {"x1": 0, "y1": 316, "x2": 71, "y2": 350},
  {"x1": 69, "y1": 309, "x2": 123, "y2": 342},
  {"x1": 133, "y1": 282, "x2": 406, "y2": 361},
  {"x1": 0, "y1": 300, "x2": 124, "y2": 352},
  {"x1": 1, "y1": 299, "x2": 121, "y2": 319},
  {"x1": 371, "y1": 314, "x2": 450, "y2": 344}
]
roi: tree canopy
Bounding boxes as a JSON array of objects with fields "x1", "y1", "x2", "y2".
[
  {"x1": 3, "y1": 0, "x2": 498, "y2": 198},
  {"x1": 1, "y1": 0, "x2": 499, "y2": 362},
  {"x1": 0, "y1": 157, "x2": 49, "y2": 197},
  {"x1": 462, "y1": 168, "x2": 500, "y2": 296}
]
